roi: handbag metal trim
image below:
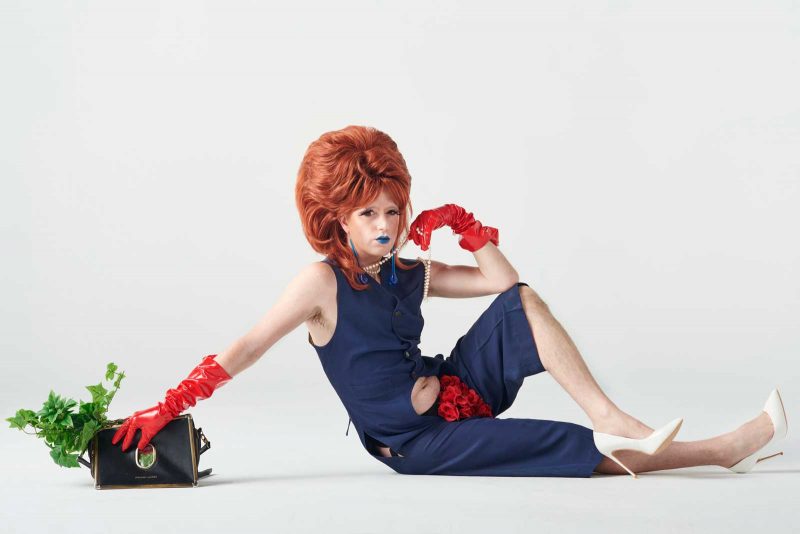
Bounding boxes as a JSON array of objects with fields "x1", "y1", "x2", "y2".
[{"x1": 81, "y1": 413, "x2": 212, "y2": 490}]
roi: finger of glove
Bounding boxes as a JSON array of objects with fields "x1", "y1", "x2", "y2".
[
  {"x1": 410, "y1": 219, "x2": 430, "y2": 245},
  {"x1": 419, "y1": 233, "x2": 430, "y2": 251},
  {"x1": 416, "y1": 226, "x2": 432, "y2": 250},
  {"x1": 111, "y1": 418, "x2": 130, "y2": 445},
  {"x1": 121, "y1": 421, "x2": 139, "y2": 452},
  {"x1": 137, "y1": 430, "x2": 153, "y2": 451},
  {"x1": 410, "y1": 231, "x2": 429, "y2": 251},
  {"x1": 407, "y1": 224, "x2": 419, "y2": 245},
  {"x1": 408, "y1": 221, "x2": 422, "y2": 242}
]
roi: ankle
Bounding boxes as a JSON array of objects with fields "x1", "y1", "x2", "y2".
[
  {"x1": 589, "y1": 402, "x2": 622, "y2": 428},
  {"x1": 715, "y1": 433, "x2": 739, "y2": 467}
]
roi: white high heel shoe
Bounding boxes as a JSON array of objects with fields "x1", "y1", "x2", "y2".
[
  {"x1": 593, "y1": 417, "x2": 684, "y2": 479},
  {"x1": 726, "y1": 388, "x2": 788, "y2": 473}
]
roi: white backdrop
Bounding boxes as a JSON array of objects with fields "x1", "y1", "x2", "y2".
[{"x1": 2, "y1": 1, "x2": 798, "y2": 533}]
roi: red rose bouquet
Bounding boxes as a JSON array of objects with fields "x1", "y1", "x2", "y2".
[{"x1": 437, "y1": 375, "x2": 493, "y2": 422}]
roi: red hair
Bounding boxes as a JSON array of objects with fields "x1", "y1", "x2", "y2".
[{"x1": 295, "y1": 125, "x2": 420, "y2": 291}]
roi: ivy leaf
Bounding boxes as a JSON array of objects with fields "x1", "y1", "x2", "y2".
[
  {"x1": 6, "y1": 412, "x2": 27, "y2": 430},
  {"x1": 10, "y1": 362, "x2": 125, "y2": 469},
  {"x1": 85, "y1": 383, "x2": 108, "y2": 405},
  {"x1": 78, "y1": 420, "x2": 100, "y2": 451},
  {"x1": 6, "y1": 409, "x2": 37, "y2": 430},
  {"x1": 78, "y1": 401, "x2": 95, "y2": 417},
  {"x1": 49, "y1": 444, "x2": 80, "y2": 468},
  {"x1": 105, "y1": 363, "x2": 118, "y2": 381}
]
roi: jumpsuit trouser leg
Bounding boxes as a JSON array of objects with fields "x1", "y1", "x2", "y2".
[{"x1": 393, "y1": 282, "x2": 606, "y2": 478}]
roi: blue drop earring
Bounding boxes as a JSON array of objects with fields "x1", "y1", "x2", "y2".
[
  {"x1": 349, "y1": 237, "x2": 370, "y2": 284},
  {"x1": 388, "y1": 247, "x2": 398, "y2": 285}
]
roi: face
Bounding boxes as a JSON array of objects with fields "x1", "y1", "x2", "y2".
[{"x1": 340, "y1": 189, "x2": 402, "y2": 267}]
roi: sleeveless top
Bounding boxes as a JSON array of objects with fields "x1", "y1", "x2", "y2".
[{"x1": 308, "y1": 256, "x2": 445, "y2": 456}]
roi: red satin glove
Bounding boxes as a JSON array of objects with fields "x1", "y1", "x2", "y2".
[
  {"x1": 409, "y1": 203, "x2": 500, "y2": 252},
  {"x1": 111, "y1": 354, "x2": 233, "y2": 452}
]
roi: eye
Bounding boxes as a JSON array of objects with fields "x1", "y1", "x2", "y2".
[{"x1": 361, "y1": 209, "x2": 400, "y2": 216}]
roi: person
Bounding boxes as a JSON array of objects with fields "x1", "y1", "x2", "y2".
[{"x1": 112, "y1": 125, "x2": 787, "y2": 478}]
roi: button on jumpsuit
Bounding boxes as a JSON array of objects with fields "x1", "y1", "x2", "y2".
[{"x1": 308, "y1": 257, "x2": 606, "y2": 477}]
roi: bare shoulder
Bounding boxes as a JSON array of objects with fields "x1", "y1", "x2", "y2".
[
  {"x1": 298, "y1": 261, "x2": 336, "y2": 318},
  {"x1": 303, "y1": 260, "x2": 335, "y2": 283}
]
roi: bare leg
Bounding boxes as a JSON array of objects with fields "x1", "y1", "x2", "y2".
[
  {"x1": 594, "y1": 437, "x2": 723, "y2": 474},
  {"x1": 594, "y1": 411, "x2": 775, "y2": 475},
  {"x1": 518, "y1": 285, "x2": 653, "y2": 439},
  {"x1": 378, "y1": 445, "x2": 404, "y2": 458}
]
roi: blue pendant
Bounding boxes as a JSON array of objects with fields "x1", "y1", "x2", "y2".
[
  {"x1": 388, "y1": 250, "x2": 398, "y2": 285},
  {"x1": 357, "y1": 273, "x2": 370, "y2": 284}
]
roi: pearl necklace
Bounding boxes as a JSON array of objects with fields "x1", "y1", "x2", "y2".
[{"x1": 359, "y1": 233, "x2": 432, "y2": 301}]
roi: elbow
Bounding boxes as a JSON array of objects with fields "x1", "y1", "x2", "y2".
[
  {"x1": 508, "y1": 268, "x2": 521, "y2": 286},
  {"x1": 498, "y1": 272, "x2": 520, "y2": 293}
]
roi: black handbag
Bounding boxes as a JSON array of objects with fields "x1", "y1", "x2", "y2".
[{"x1": 77, "y1": 413, "x2": 214, "y2": 489}]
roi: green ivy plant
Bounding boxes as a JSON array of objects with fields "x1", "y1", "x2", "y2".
[{"x1": 6, "y1": 362, "x2": 126, "y2": 468}]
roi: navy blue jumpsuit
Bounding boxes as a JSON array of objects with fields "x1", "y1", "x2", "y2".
[{"x1": 308, "y1": 256, "x2": 606, "y2": 477}]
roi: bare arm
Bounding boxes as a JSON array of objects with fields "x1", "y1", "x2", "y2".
[
  {"x1": 472, "y1": 241, "x2": 519, "y2": 286},
  {"x1": 428, "y1": 242, "x2": 519, "y2": 299},
  {"x1": 213, "y1": 262, "x2": 327, "y2": 377}
]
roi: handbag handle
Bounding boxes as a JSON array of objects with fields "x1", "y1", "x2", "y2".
[
  {"x1": 196, "y1": 426, "x2": 212, "y2": 479},
  {"x1": 197, "y1": 427, "x2": 211, "y2": 455}
]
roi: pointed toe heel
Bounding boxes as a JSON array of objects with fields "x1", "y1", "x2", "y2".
[
  {"x1": 593, "y1": 417, "x2": 684, "y2": 479},
  {"x1": 726, "y1": 388, "x2": 788, "y2": 474}
]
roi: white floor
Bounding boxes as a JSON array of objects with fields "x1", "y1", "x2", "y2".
[{"x1": 3, "y1": 414, "x2": 797, "y2": 534}]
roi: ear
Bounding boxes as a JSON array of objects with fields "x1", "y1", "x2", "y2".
[{"x1": 338, "y1": 215, "x2": 349, "y2": 234}]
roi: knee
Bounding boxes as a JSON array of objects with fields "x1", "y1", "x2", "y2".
[{"x1": 518, "y1": 283, "x2": 549, "y2": 313}]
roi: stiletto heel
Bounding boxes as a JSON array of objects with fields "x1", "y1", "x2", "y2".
[
  {"x1": 726, "y1": 388, "x2": 788, "y2": 474},
  {"x1": 757, "y1": 451, "x2": 783, "y2": 463},
  {"x1": 593, "y1": 417, "x2": 683, "y2": 479}
]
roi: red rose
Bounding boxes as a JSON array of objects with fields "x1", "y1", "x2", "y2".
[
  {"x1": 440, "y1": 375, "x2": 457, "y2": 388},
  {"x1": 438, "y1": 401, "x2": 459, "y2": 422},
  {"x1": 441, "y1": 385, "x2": 460, "y2": 403},
  {"x1": 435, "y1": 374, "x2": 494, "y2": 421}
]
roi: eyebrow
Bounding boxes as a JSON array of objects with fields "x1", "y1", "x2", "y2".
[{"x1": 364, "y1": 205, "x2": 399, "y2": 210}]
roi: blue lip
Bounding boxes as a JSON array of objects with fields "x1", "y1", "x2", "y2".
[{"x1": 376, "y1": 237, "x2": 390, "y2": 243}]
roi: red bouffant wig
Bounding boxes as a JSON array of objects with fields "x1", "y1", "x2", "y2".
[{"x1": 295, "y1": 125, "x2": 420, "y2": 291}]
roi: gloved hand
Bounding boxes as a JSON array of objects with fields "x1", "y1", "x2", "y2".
[
  {"x1": 111, "y1": 354, "x2": 233, "y2": 452},
  {"x1": 409, "y1": 203, "x2": 500, "y2": 252}
]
